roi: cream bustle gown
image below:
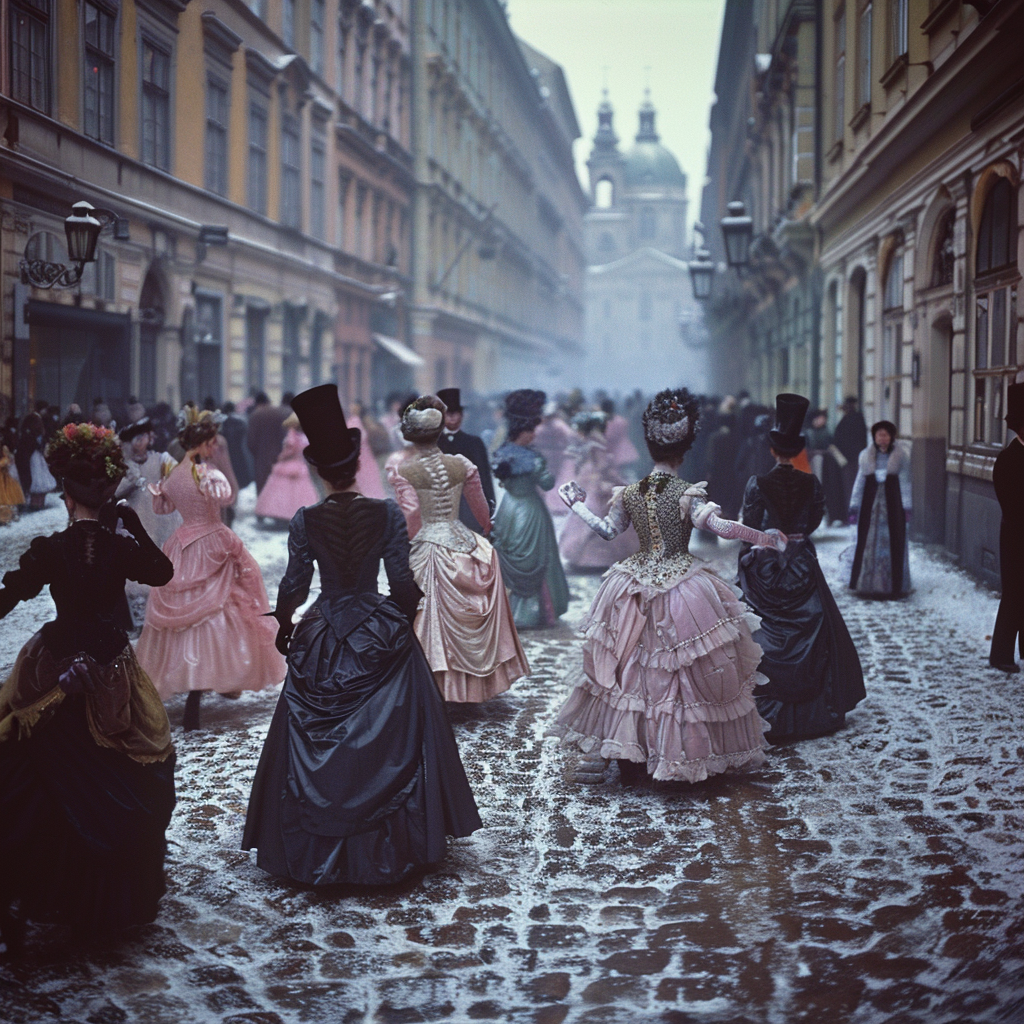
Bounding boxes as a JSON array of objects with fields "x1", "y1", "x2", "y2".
[
  {"x1": 387, "y1": 447, "x2": 530, "y2": 702},
  {"x1": 136, "y1": 460, "x2": 286, "y2": 698},
  {"x1": 548, "y1": 470, "x2": 775, "y2": 783}
]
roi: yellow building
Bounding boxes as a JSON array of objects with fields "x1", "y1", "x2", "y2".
[
  {"x1": 703, "y1": 0, "x2": 1023, "y2": 582},
  {"x1": 0, "y1": 0, "x2": 412, "y2": 419}
]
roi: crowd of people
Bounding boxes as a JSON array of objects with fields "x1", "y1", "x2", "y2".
[{"x1": 2, "y1": 371, "x2": 1017, "y2": 957}]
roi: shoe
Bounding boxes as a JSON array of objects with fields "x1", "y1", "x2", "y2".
[
  {"x1": 183, "y1": 691, "x2": 202, "y2": 731},
  {"x1": 989, "y1": 661, "x2": 1020, "y2": 674}
]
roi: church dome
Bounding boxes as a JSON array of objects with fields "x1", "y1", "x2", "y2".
[{"x1": 623, "y1": 94, "x2": 686, "y2": 189}]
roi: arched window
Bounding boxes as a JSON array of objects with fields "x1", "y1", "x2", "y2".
[
  {"x1": 594, "y1": 178, "x2": 614, "y2": 209},
  {"x1": 976, "y1": 177, "x2": 1014, "y2": 276},
  {"x1": 930, "y1": 209, "x2": 955, "y2": 288},
  {"x1": 972, "y1": 176, "x2": 1019, "y2": 446}
]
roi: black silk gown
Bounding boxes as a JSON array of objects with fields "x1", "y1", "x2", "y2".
[
  {"x1": 738, "y1": 466, "x2": 865, "y2": 741},
  {"x1": 0, "y1": 516, "x2": 176, "y2": 937},
  {"x1": 242, "y1": 492, "x2": 481, "y2": 886}
]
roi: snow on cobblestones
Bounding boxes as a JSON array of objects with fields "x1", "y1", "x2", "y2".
[{"x1": 1, "y1": 491, "x2": 1021, "y2": 1023}]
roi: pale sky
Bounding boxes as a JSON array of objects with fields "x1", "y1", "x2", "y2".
[{"x1": 506, "y1": 0, "x2": 727, "y2": 225}]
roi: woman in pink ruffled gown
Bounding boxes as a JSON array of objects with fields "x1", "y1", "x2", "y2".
[
  {"x1": 137, "y1": 407, "x2": 285, "y2": 730},
  {"x1": 387, "y1": 396, "x2": 529, "y2": 702},
  {"x1": 559, "y1": 412, "x2": 639, "y2": 571},
  {"x1": 254, "y1": 415, "x2": 319, "y2": 524},
  {"x1": 548, "y1": 389, "x2": 785, "y2": 784}
]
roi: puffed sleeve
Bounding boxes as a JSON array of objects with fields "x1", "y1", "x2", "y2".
[
  {"x1": 459, "y1": 456, "x2": 492, "y2": 533},
  {"x1": 386, "y1": 462, "x2": 422, "y2": 538},
  {"x1": 197, "y1": 465, "x2": 233, "y2": 506},
  {"x1": 381, "y1": 500, "x2": 424, "y2": 623},
  {"x1": 740, "y1": 476, "x2": 766, "y2": 530},
  {"x1": 533, "y1": 453, "x2": 555, "y2": 492},
  {"x1": 0, "y1": 535, "x2": 55, "y2": 618},
  {"x1": 275, "y1": 507, "x2": 315, "y2": 617},
  {"x1": 897, "y1": 445, "x2": 912, "y2": 511},
  {"x1": 150, "y1": 478, "x2": 176, "y2": 515}
]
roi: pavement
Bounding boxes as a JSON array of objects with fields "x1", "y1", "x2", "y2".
[{"x1": 0, "y1": 491, "x2": 1022, "y2": 1024}]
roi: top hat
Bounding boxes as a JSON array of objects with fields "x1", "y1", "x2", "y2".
[
  {"x1": 290, "y1": 384, "x2": 360, "y2": 471},
  {"x1": 437, "y1": 388, "x2": 462, "y2": 413},
  {"x1": 1005, "y1": 381, "x2": 1024, "y2": 434},
  {"x1": 769, "y1": 393, "x2": 809, "y2": 456},
  {"x1": 119, "y1": 416, "x2": 153, "y2": 443}
]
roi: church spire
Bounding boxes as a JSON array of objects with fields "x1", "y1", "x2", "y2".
[
  {"x1": 593, "y1": 88, "x2": 619, "y2": 153},
  {"x1": 636, "y1": 88, "x2": 659, "y2": 143}
]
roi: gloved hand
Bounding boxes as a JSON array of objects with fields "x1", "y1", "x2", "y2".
[
  {"x1": 274, "y1": 624, "x2": 293, "y2": 657},
  {"x1": 99, "y1": 499, "x2": 143, "y2": 539},
  {"x1": 559, "y1": 481, "x2": 587, "y2": 508},
  {"x1": 58, "y1": 655, "x2": 97, "y2": 695}
]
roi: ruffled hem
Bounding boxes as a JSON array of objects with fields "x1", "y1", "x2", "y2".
[
  {"x1": 436, "y1": 654, "x2": 528, "y2": 703},
  {"x1": 548, "y1": 722, "x2": 768, "y2": 783}
]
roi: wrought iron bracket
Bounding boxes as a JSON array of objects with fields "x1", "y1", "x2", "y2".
[{"x1": 19, "y1": 259, "x2": 85, "y2": 289}]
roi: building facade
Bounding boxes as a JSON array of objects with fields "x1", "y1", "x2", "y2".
[
  {"x1": 702, "y1": 0, "x2": 1023, "y2": 584},
  {"x1": 583, "y1": 92, "x2": 705, "y2": 394},
  {"x1": 409, "y1": 0, "x2": 586, "y2": 397}
]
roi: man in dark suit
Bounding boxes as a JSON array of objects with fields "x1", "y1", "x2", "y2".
[
  {"x1": 436, "y1": 387, "x2": 495, "y2": 533},
  {"x1": 990, "y1": 381, "x2": 1024, "y2": 673},
  {"x1": 833, "y1": 395, "x2": 868, "y2": 517},
  {"x1": 247, "y1": 391, "x2": 290, "y2": 495}
]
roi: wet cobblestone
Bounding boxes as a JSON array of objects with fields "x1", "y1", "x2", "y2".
[{"x1": 0, "y1": 498, "x2": 1022, "y2": 1022}]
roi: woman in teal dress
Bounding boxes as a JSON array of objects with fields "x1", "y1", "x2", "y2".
[{"x1": 491, "y1": 390, "x2": 570, "y2": 628}]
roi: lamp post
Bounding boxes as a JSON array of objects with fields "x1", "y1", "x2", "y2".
[
  {"x1": 720, "y1": 200, "x2": 754, "y2": 269},
  {"x1": 687, "y1": 247, "x2": 715, "y2": 300},
  {"x1": 20, "y1": 200, "x2": 117, "y2": 289}
]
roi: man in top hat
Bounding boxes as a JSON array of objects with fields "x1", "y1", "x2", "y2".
[
  {"x1": 436, "y1": 387, "x2": 495, "y2": 533},
  {"x1": 989, "y1": 381, "x2": 1024, "y2": 673}
]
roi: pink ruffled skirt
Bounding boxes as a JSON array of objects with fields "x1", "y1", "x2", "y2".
[
  {"x1": 549, "y1": 562, "x2": 769, "y2": 782},
  {"x1": 411, "y1": 536, "x2": 529, "y2": 702},
  {"x1": 136, "y1": 523, "x2": 286, "y2": 697}
]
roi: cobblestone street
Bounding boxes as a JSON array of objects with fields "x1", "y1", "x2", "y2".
[{"x1": 1, "y1": 496, "x2": 1022, "y2": 1023}]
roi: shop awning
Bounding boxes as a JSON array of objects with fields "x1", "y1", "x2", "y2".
[{"x1": 372, "y1": 333, "x2": 425, "y2": 367}]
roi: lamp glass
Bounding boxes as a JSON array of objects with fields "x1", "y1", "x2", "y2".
[
  {"x1": 721, "y1": 201, "x2": 753, "y2": 269},
  {"x1": 688, "y1": 249, "x2": 714, "y2": 300},
  {"x1": 64, "y1": 202, "x2": 102, "y2": 264}
]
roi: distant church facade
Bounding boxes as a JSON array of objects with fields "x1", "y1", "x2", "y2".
[{"x1": 583, "y1": 93, "x2": 706, "y2": 395}]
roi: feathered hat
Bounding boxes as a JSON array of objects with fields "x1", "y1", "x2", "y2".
[{"x1": 45, "y1": 422, "x2": 127, "y2": 507}]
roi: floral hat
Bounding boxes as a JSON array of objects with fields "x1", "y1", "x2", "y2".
[{"x1": 45, "y1": 422, "x2": 127, "y2": 507}]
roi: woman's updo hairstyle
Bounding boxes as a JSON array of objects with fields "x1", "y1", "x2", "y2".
[
  {"x1": 177, "y1": 403, "x2": 223, "y2": 451},
  {"x1": 643, "y1": 388, "x2": 700, "y2": 463},
  {"x1": 401, "y1": 395, "x2": 446, "y2": 443}
]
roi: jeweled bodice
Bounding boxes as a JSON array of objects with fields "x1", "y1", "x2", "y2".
[{"x1": 617, "y1": 472, "x2": 694, "y2": 588}]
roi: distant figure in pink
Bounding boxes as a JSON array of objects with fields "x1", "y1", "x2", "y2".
[
  {"x1": 137, "y1": 406, "x2": 285, "y2": 730},
  {"x1": 254, "y1": 414, "x2": 319, "y2": 524}
]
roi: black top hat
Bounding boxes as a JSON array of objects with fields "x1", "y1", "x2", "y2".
[
  {"x1": 119, "y1": 416, "x2": 153, "y2": 443},
  {"x1": 290, "y1": 384, "x2": 360, "y2": 472},
  {"x1": 1005, "y1": 381, "x2": 1024, "y2": 433},
  {"x1": 769, "y1": 393, "x2": 809, "y2": 457},
  {"x1": 437, "y1": 388, "x2": 462, "y2": 413}
]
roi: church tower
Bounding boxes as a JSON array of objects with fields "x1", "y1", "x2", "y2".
[{"x1": 584, "y1": 91, "x2": 628, "y2": 265}]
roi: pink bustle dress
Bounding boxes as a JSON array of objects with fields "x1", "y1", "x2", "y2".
[
  {"x1": 136, "y1": 460, "x2": 286, "y2": 697},
  {"x1": 559, "y1": 435, "x2": 639, "y2": 570},
  {"x1": 254, "y1": 427, "x2": 319, "y2": 523},
  {"x1": 388, "y1": 447, "x2": 529, "y2": 702},
  {"x1": 549, "y1": 469, "x2": 780, "y2": 782}
]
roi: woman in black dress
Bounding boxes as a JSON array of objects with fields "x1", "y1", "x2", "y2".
[
  {"x1": 0, "y1": 423, "x2": 176, "y2": 954},
  {"x1": 738, "y1": 394, "x2": 866, "y2": 742},
  {"x1": 243, "y1": 385, "x2": 481, "y2": 886}
]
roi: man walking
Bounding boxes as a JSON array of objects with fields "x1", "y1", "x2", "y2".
[{"x1": 436, "y1": 387, "x2": 495, "y2": 533}]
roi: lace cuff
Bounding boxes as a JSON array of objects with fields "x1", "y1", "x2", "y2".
[{"x1": 692, "y1": 498, "x2": 780, "y2": 548}]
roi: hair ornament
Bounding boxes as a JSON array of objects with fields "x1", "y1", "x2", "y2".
[
  {"x1": 647, "y1": 415, "x2": 690, "y2": 444},
  {"x1": 403, "y1": 407, "x2": 443, "y2": 431}
]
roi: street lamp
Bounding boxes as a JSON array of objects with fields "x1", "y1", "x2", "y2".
[
  {"x1": 687, "y1": 247, "x2": 715, "y2": 300},
  {"x1": 720, "y1": 201, "x2": 754, "y2": 269},
  {"x1": 20, "y1": 200, "x2": 118, "y2": 289}
]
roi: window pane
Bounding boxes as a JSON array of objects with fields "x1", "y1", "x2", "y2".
[
  {"x1": 975, "y1": 295, "x2": 988, "y2": 369},
  {"x1": 989, "y1": 377, "x2": 1005, "y2": 446},
  {"x1": 858, "y1": 5, "x2": 872, "y2": 106},
  {"x1": 990, "y1": 287, "x2": 1006, "y2": 367}
]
